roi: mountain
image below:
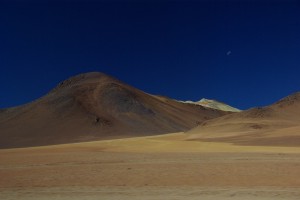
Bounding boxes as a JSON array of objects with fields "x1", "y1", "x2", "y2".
[
  {"x1": 0, "y1": 72, "x2": 229, "y2": 149},
  {"x1": 187, "y1": 92, "x2": 300, "y2": 146},
  {"x1": 180, "y1": 98, "x2": 240, "y2": 112}
]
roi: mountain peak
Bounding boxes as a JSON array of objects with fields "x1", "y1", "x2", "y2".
[{"x1": 51, "y1": 72, "x2": 117, "y2": 92}]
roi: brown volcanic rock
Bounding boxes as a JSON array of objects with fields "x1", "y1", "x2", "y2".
[
  {"x1": 187, "y1": 92, "x2": 300, "y2": 146},
  {"x1": 0, "y1": 72, "x2": 228, "y2": 148}
]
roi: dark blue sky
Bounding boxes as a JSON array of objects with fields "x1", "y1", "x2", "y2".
[{"x1": 1, "y1": 0, "x2": 300, "y2": 110}]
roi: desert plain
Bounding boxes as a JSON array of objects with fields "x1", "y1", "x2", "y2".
[{"x1": 1, "y1": 132, "x2": 300, "y2": 200}]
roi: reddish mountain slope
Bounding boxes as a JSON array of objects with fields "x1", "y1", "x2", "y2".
[{"x1": 0, "y1": 72, "x2": 228, "y2": 148}]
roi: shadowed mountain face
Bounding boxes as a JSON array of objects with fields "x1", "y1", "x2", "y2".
[
  {"x1": 187, "y1": 92, "x2": 300, "y2": 147},
  {"x1": 0, "y1": 72, "x2": 229, "y2": 149}
]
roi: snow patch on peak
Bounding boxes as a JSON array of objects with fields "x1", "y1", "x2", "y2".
[{"x1": 179, "y1": 98, "x2": 241, "y2": 112}]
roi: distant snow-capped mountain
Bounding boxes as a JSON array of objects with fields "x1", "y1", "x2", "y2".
[{"x1": 180, "y1": 98, "x2": 241, "y2": 112}]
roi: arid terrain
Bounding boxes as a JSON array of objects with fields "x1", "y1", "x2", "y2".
[
  {"x1": 1, "y1": 72, "x2": 300, "y2": 199},
  {"x1": 1, "y1": 132, "x2": 300, "y2": 200}
]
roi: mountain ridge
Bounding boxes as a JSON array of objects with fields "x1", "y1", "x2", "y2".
[{"x1": 187, "y1": 91, "x2": 300, "y2": 146}]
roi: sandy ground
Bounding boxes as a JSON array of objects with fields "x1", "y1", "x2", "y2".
[{"x1": 1, "y1": 132, "x2": 300, "y2": 199}]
